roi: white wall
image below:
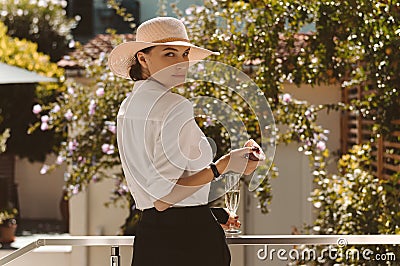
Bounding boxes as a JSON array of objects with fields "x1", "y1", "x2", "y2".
[
  {"x1": 284, "y1": 83, "x2": 341, "y2": 172},
  {"x1": 87, "y1": 179, "x2": 130, "y2": 266},
  {"x1": 69, "y1": 178, "x2": 130, "y2": 266},
  {"x1": 14, "y1": 155, "x2": 66, "y2": 220}
]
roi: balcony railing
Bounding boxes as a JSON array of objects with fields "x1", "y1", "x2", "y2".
[{"x1": 1, "y1": 235, "x2": 399, "y2": 265}]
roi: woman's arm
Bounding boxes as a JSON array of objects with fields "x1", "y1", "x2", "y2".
[
  {"x1": 154, "y1": 146, "x2": 259, "y2": 211},
  {"x1": 153, "y1": 158, "x2": 225, "y2": 211}
]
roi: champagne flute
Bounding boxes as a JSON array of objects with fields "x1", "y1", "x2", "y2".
[{"x1": 224, "y1": 172, "x2": 241, "y2": 234}]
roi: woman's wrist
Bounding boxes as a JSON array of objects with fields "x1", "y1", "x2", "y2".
[{"x1": 215, "y1": 156, "x2": 228, "y2": 175}]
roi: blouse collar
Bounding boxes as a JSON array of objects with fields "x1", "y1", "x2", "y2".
[{"x1": 133, "y1": 78, "x2": 170, "y2": 93}]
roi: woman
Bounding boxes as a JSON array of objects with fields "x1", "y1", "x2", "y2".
[{"x1": 108, "y1": 17, "x2": 261, "y2": 266}]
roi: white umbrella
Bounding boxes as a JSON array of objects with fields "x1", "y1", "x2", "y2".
[{"x1": 0, "y1": 62, "x2": 57, "y2": 84}]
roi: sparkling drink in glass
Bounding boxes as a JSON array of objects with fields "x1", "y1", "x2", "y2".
[{"x1": 224, "y1": 172, "x2": 241, "y2": 234}]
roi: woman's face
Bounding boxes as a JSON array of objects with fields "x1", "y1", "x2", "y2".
[{"x1": 137, "y1": 45, "x2": 190, "y2": 88}]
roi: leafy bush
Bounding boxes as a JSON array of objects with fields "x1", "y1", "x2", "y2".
[
  {"x1": 0, "y1": 207, "x2": 17, "y2": 225},
  {"x1": 31, "y1": 32, "x2": 134, "y2": 202},
  {"x1": 0, "y1": 21, "x2": 64, "y2": 161},
  {"x1": 0, "y1": 129, "x2": 10, "y2": 154},
  {"x1": 0, "y1": 0, "x2": 77, "y2": 62},
  {"x1": 304, "y1": 144, "x2": 400, "y2": 265}
]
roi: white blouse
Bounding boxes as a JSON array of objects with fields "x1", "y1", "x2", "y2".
[{"x1": 117, "y1": 79, "x2": 213, "y2": 210}]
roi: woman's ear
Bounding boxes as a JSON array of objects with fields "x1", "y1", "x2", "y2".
[{"x1": 136, "y1": 52, "x2": 148, "y2": 68}]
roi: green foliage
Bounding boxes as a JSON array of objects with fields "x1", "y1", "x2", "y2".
[
  {"x1": 32, "y1": 32, "x2": 134, "y2": 202},
  {"x1": 0, "y1": 128, "x2": 10, "y2": 154},
  {"x1": 308, "y1": 0, "x2": 400, "y2": 135},
  {"x1": 183, "y1": 0, "x2": 304, "y2": 99},
  {"x1": 107, "y1": 0, "x2": 137, "y2": 29},
  {"x1": 305, "y1": 144, "x2": 399, "y2": 265},
  {"x1": 312, "y1": 144, "x2": 400, "y2": 236},
  {"x1": 0, "y1": 21, "x2": 64, "y2": 161},
  {"x1": 0, "y1": 207, "x2": 17, "y2": 224},
  {"x1": 0, "y1": 21, "x2": 64, "y2": 97},
  {"x1": 277, "y1": 0, "x2": 400, "y2": 263},
  {"x1": 0, "y1": 0, "x2": 77, "y2": 62}
]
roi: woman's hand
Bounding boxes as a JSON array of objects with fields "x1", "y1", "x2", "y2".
[
  {"x1": 216, "y1": 144, "x2": 263, "y2": 175},
  {"x1": 220, "y1": 208, "x2": 241, "y2": 230}
]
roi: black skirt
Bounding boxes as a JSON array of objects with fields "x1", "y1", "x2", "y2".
[{"x1": 131, "y1": 205, "x2": 231, "y2": 266}]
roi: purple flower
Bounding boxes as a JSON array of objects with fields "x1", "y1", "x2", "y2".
[
  {"x1": 101, "y1": 143, "x2": 115, "y2": 155},
  {"x1": 282, "y1": 93, "x2": 292, "y2": 103},
  {"x1": 92, "y1": 175, "x2": 99, "y2": 182},
  {"x1": 96, "y1": 87, "x2": 105, "y2": 97},
  {"x1": 185, "y1": 7, "x2": 194, "y2": 15},
  {"x1": 101, "y1": 144, "x2": 109, "y2": 153},
  {"x1": 67, "y1": 86, "x2": 75, "y2": 95},
  {"x1": 56, "y1": 155, "x2": 65, "y2": 165},
  {"x1": 41, "y1": 115, "x2": 50, "y2": 123},
  {"x1": 195, "y1": 6, "x2": 205, "y2": 13},
  {"x1": 40, "y1": 164, "x2": 49, "y2": 174},
  {"x1": 117, "y1": 184, "x2": 129, "y2": 195},
  {"x1": 72, "y1": 185, "x2": 80, "y2": 195},
  {"x1": 316, "y1": 141, "x2": 326, "y2": 151},
  {"x1": 77, "y1": 156, "x2": 86, "y2": 163},
  {"x1": 108, "y1": 124, "x2": 116, "y2": 134},
  {"x1": 121, "y1": 184, "x2": 128, "y2": 192},
  {"x1": 319, "y1": 133, "x2": 328, "y2": 141},
  {"x1": 99, "y1": 52, "x2": 106, "y2": 62},
  {"x1": 88, "y1": 99, "x2": 96, "y2": 116},
  {"x1": 75, "y1": 156, "x2": 87, "y2": 165},
  {"x1": 32, "y1": 104, "x2": 42, "y2": 114},
  {"x1": 40, "y1": 122, "x2": 49, "y2": 131},
  {"x1": 204, "y1": 117, "x2": 214, "y2": 127},
  {"x1": 51, "y1": 104, "x2": 61, "y2": 113},
  {"x1": 197, "y1": 63, "x2": 205, "y2": 72},
  {"x1": 64, "y1": 109, "x2": 73, "y2": 120},
  {"x1": 68, "y1": 139, "x2": 78, "y2": 151}
]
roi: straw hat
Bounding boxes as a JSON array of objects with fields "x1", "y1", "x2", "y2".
[{"x1": 108, "y1": 17, "x2": 219, "y2": 79}]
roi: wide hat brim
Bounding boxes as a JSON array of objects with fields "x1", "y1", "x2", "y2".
[{"x1": 108, "y1": 40, "x2": 220, "y2": 79}]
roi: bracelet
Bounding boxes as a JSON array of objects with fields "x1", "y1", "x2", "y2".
[{"x1": 209, "y1": 162, "x2": 220, "y2": 180}]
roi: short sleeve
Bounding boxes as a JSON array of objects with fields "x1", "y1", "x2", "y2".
[{"x1": 146, "y1": 99, "x2": 194, "y2": 200}]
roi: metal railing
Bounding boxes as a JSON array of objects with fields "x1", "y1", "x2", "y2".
[{"x1": 1, "y1": 235, "x2": 399, "y2": 265}]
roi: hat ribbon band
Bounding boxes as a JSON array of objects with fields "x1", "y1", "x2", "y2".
[{"x1": 152, "y1": 37, "x2": 190, "y2": 43}]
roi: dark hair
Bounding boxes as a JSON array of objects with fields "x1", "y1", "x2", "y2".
[{"x1": 129, "y1": 46, "x2": 155, "y2": 81}]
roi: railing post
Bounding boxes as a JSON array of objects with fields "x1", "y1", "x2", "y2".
[{"x1": 110, "y1": 246, "x2": 120, "y2": 266}]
